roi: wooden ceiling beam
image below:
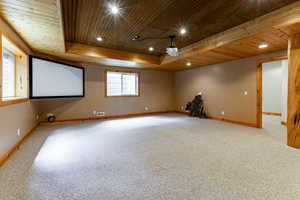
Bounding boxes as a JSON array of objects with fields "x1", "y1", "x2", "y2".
[
  {"x1": 161, "y1": 1, "x2": 300, "y2": 65},
  {"x1": 66, "y1": 42, "x2": 161, "y2": 65}
]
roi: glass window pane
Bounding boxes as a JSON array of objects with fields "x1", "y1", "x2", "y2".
[
  {"x1": 106, "y1": 71, "x2": 139, "y2": 97},
  {"x1": 122, "y1": 73, "x2": 137, "y2": 95},
  {"x1": 2, "y1": 49, "x2": 15, "y2": 97},
  {"x1": 107, "y1": 72, "x2": 122, "y2": 96}
]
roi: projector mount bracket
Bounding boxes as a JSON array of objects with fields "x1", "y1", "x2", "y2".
[{"x1": 132, "y1": 35, "x2": 175, "y2": 42}]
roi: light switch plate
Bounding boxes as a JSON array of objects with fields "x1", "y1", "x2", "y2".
[{"x1": 17, "y1": 129, "x2": 21, "y2": 136}]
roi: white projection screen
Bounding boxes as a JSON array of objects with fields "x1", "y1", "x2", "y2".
[{"x1": 30, "y1": 57, "x2": 85, "y2": 98}]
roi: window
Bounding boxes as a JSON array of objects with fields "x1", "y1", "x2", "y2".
[
  {"x1": 106, "y1": 70, "x2": 139, "y2": 97},
  {"x1": 1, "y1": 34, "x2": 29, "y2": 105},
  {"x1": 2, "y1": 49, "x2": 15, "y2": 97}
]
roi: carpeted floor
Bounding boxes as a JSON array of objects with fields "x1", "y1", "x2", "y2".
[
  {"x1": 0, "y1": 114, "x2": 299, "y2": 200},
  {"x1": 262, "y1": 114, "x2": 287, "y2": 144}
]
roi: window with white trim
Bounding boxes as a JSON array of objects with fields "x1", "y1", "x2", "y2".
[{"x1": 106, "y1": 71, "x2": 139, "y2": 97}]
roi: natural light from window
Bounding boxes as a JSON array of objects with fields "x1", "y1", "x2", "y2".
[
  {"x1": 1, "y1": 34, "x2": 28, "y2": 102},
  {"x1": 106, "y1": 71, "x2": 139, "y2": 97},
  {"x1": 2, "y1": 49, "x2": 15, "y2": 98}
]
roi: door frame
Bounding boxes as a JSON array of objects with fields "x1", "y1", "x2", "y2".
[{"x1": 256, "y1": 56, "x2": 288, "y2": 128}]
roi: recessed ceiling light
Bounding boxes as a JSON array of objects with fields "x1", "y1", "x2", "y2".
[
  {"x1": 259, "y1": 43, "x2": 268, "y2": 49},
  {"x1": 148, "y1": 46, "x2": 154, "y2": 52},
  {"x1": 186, "y1": 62, "x2": 191, "y2": 66},
  {"x1": 109, "y1": 4, "x2": 119, "y2": 15},
  {"x1": 180, "y1": 28, "x2": 187, "y2": 35},
  {"x1": 96, "y1": 37, "x2": 104, "y2": 42}
]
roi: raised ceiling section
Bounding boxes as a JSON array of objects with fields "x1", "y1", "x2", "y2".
[
  {"x1": 158, "y1": 1, "x2": 300, "y2": 71},
  {"x1": 159, "y1": 29, "x2": 289, "y2": 70},
  {"x1": 62, "y1": 0, "x2": 298, "y2": 55},
  {"x1": 0, "y1": 0, "x2": 300, "y2": 71},
  {"x1": 0, "y1": 0, "x2": 65, "y2": 53}
]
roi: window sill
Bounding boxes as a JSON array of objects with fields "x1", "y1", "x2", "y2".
[
  {"x1": 105, "y1": 95, "x2": 140, "y2": 98},
  {"x1": 0, "y1": 97, "x2": 29, "y2": 107}
]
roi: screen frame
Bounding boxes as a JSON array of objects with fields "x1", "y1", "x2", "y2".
[{"x1": 29, "y1": 56, "x2": 85, "y2": 99}]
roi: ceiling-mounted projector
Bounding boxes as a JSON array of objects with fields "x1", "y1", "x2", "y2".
[
  {"x1": 166, "y1": 35, "x2": 178, "y2": 56},
  {"x1": 132, "y1": 34, "x2": 179, "y2": 56},
  {"x1": 166, "y1": 47, "x2": 178, "y2": 56}
]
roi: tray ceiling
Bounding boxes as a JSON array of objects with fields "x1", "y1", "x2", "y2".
[
  {"x1": 0, "y1": 0, "x2": 299, "y2": 71},
  {"x1": 62, "y1": 0, "x2": 298, "y2": 55}
]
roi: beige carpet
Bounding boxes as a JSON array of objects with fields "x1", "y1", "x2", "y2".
[
  {"x1": 0, "y1": 114, "x2": 300, "y2": 200},
  {"x1": 262, "y1": 114, "x2": 287, "y2": 144}
]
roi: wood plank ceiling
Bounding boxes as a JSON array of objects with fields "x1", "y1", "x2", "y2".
[
  {"x1": 62, "y1": 0, "x2": 297, "y2": 55},
  {"x1": 0, "y1": 0, "x2": 299, "y2": 71},
  {"x1": 159, "y1": 29, "x2": 290, "y2": 70},
  {"x1": 0, "y1": 0, "x2": 65, "y2": 53}
]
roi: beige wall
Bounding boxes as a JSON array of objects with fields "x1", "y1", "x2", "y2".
[
  {"x1": 0, "y1": 102, "x2": 38, "y2": 159},
  {"x1": 0, "y1": 17, "x2": 38, "y2": 160},
  {"x1": 174, "y1": 51, "x2": 286, "y2": 124},
  {"x1": 35, "y1": 64, "x2": 175, "y2": 121},
  {"x1": 35, "y1": 50, "x2": 287, "y2": 124}
]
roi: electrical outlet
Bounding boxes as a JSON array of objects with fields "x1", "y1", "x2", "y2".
[
  {"x1": 96, "y1": 112, "x2": 105, "y2": 117},
  {"x1": 93, "y1": 110, "x2": 97, "y2": 115},
  {"x1": 145, "y1": 107, "x2": 149, "y2": 111},
  {"x1": 17, "y1": 129, "x2": 21, "y2": 136},
  {"x1": 36, "y1": 115, "x2": 39, "y2": 120},
  {"x1": 181, "y1": 106, "x2": 184, "y2": 110},
  {"x1": 221, "y1": 111, "x2": 225, "y2": 116}
]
